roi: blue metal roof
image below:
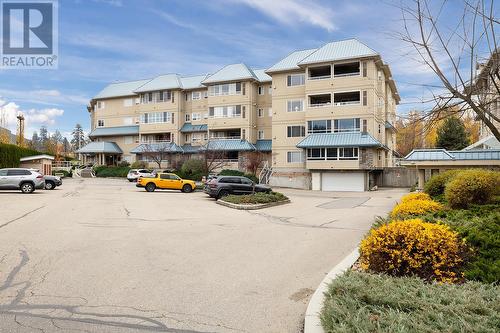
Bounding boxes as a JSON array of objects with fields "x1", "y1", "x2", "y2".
[
  {"x1": 89, "y1": 125, "x2": 139, "y2": 138},
  {"x1": 94, "y1": 79, "x2": 150, "y2": 99},
  {"x1": 180, "y1": 74, "x2": 209, "y2": 90},
  {"x1": 202, "y1": 63, "x2": 257, "y2": 84},
  {"x1": 181, "y1": 144, "x2": 201, "y2": 153},
  {"x1": 205, "y1": 139, "x2": 256, "y2": 151},
  {"x1": 404, "y1": 149, "x2": 500, "y2": 161},
  {"x1": 252, "y1": 69, "x2": 272, "y2": 82},
  {"x1": 385, "y1": 121, "x2": 396, "y2": 131},
  {"x1": 134, "y1": 74, "x2": 182, "y2": 93},
  {"x1": 77, "y1": 142, "x2": 123, "y2": 154},
  {"x1": 130, "y1": 142, "x2": 183, "y2": 154},
  {"x1": 266, "y1": 48, "x2": 317, "y2": 73},
  {"x1": 464, "y1": 136, "x2": 500, "y2": 150},
  {"x1": 296, "y1": 132, "x2": 383, "y2": 148},
  {"x1": 298, "y1": 39, "x2": 378, "y2": 65},
  {"x1": 180, "y1": 123, "x2": 208, "y2": 133},
  {"x1": 255, "y1": 139, "x2": 272, "y2": 152}
]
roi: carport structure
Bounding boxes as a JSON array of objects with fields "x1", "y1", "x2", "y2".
[
  {"x1": 76, "y1": 141, "x2": 123, "y2": 165},
  {"x1": 401, "y1": 149, "x2": 500, "y2": 189}
]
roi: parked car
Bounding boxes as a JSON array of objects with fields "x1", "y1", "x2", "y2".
[
  {"x1": 204, "y1": 175, "x2": 271, "y2": 199},
  {"x1": 127, "y1": 169, "x2": 153, "y2": 182},
  {"x1": 0, "y1": 168, "x2": 45, "y2": 193},
  {"x1": 136, "y1": 173, "x2": 196, "y2": 193},
  {"x1": 44, "y1": 175, "x2": 62, "y2": 190}
]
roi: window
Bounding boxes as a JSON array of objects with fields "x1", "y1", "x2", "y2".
[
  {"x1": 208, "y1": 105, "x2": 242, "y2": 118},
  {"x1": 123, "y1": 99, "x2": 133, "y2": 107},
  {"x1": 268, "y1": 108, "x2": 272, "y2": 117},
  {"x1": 185, "y1": 114, "x2": 190, "y2": 122},
  {"x1": 362, "y1": 119, "x2": 368, "y2": 132},
  {"x1": 287, "y1": 151, "x2": 303, "y2": 163},
  {"x1": 334, "y1": 91, "x2": 360, "y2": 106},
  {"x1": 268, "y1": 86, "x2": 273, "y2": 95},
  {"x1": 378, "y1": 124, "x2": 381, "y2": 133},
  {"x1": 378, "y1": 151, "x2": 382, "y2": 161},
  {"x1": 326, "y1": 148, "x2": 337, "y2": 160},
  {"x1": 192, "y1": 113, "x2": 201, "y2": 121},
  {"x1": 192, "y1": 91, "x2": 201, "y2": 100},
  {"x1": 97, "y1": 119, "x2": 104, "y2": 127},
  {"x1": 258, "y1": 86, "x2": 264, "y2": 95},
  {"x1": 208, "y1": 83, "x2": 242, "y2": 96},
  {"x1": 287, "y1": 74, "x2": 305, "y2": 86},
  {"x1": 309, "y1": 94, "x2": 331, "y2": 107},
  {"x1": 339, "y1": 147, "x2": 359, "y2": 160},
  {"x1": 334, "y1": 118, "x2": 360, "y2": 132},
  {"x1": 362, "y1": 61, "x2": 367, "y2": 77},
  {"x1": 307, "y1": 120, "x2": 331, "y2": 133},
  {"x1": 185, "y1": 134, "x2": 189, "y2": 142},
  {"x1": 307, "y1": 148, "x2": 325, "y2": 160},
  {"x1": 241, "y1": 129, "x2": 246, "y2": 140},
  {"x1": 363, "y1": 91, "x2": 367, "y2": 106},
  {"x1": 96, "y1": 101, "x2": 105, "y2": 109},
  {"x1": 334, "y1": 62, "x2": 360, "y2": 77},
  {"x1": 257, "y1": 108, "x2": 264, "y2": 117},
  {"x1": 140, "y1": 112, "x2": 172, "y2": 124},
  {"x1": 308, "y1": 65, "x2": 331, "y2": 80},
  {"x1": 287, "y1": 125, "x2": 305, "y2": 137},
  {"x1": 7, "y1": 169, "x2": 31, "y2": 176},
  {"x1": 258, "y1": 130, "x2": 264, "y2": 140},
  {"x1": 287, "y1": 100, "x2": 304, "y2": 112}
]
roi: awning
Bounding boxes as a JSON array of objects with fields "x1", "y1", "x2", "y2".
[
  {"x1": 255, "y1": 139, "x2": 272, "y2": 152},
  {"x1": 296, "y1": 132, "x2": 383, "y2": 148},
  {"x1": 130, "y1": 142, "x2": 183, "y2": 154},
  {"x1": 77, "y1": 142, "x2": 123, "y2": 154},
  {"x1": 180, "y1": 123, "x2": 208, "y2": 133},
  {"x1": 181, "y1": 144, "x2": 201, "y2": 153},
  {"x1": 88, "y1": 125, "x2": 139, "y2": 138},
  {"x1": 203, "y1": 139, "x2": 256, "y2": 151}
]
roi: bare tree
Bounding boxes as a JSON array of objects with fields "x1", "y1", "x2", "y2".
[
  {"x1": 243, "y1": 151, "x2": 264, "y2": 175},
  {"x1": 138, "y1": 143, "x2": 175, "y2": 169},
  {"x1": 200, "y1": 140, "x2": 230, "y2": 175},
  {"x1": 395, "y1": 0, "x2": 500, "y2": 140}
]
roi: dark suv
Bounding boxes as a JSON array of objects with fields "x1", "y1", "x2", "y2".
[{"x1": 204, "y1": 176, "x2": 271, "y2": 199}]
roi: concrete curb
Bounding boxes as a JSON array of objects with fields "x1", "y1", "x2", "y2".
[
  {"x1": 216, "y1": 199, "x2": 290, "y2": 210},
  {"x1": 304, "y1": 247, "x2": 360, "y2": 333}
]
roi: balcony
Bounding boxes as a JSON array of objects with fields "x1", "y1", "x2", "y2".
[
  {"x1": 333, "y1": 62, "x2": 360, "y2": 78},
  {"x1": 333, "y1": 91, "x2": 360, "y2": 106},
  {"x1": 308, "y1": 65, "x2": 331, "y2": 80},
  {"x1": 309, "y1": 94, "x2": 332, "y2": 108}
]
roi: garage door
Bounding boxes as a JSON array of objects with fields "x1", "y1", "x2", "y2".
[{"x1": 321, "y1": 172, "x2": 365, "y2": 192}]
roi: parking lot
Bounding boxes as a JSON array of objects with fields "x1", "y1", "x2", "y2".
[{"x1": 0, "y1": 178, "x2": 406, "y2": 332}]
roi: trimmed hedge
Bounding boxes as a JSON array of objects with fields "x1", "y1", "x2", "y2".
[
  {"x1": 222, "y1": 192, "x2": 288, "y2": 204},
  {"x1": 94, "y1": 166, "x2": 131, "y2": 177},
  {"x1": 0, "y1": 143, "x2": 42, "y2": 168}
]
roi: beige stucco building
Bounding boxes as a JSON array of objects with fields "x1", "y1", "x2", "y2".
[{"x1": 80, "y1": 39, "x2": 400, "y2": 191}]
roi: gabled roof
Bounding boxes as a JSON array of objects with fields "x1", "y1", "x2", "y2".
[
  {"x1": 77, "y1": 142, "x2": 123, "y2": 154},
  {"x1": 464, "y1": 135, "x2": 500, "y2": 150},
  {"x1": 202, "y1": 63, "x2": 257, "y2": 84},
  {"x1": 296, "y1": 132, "x2": 383, "y2": 148},
  {"x1": 94, "y1": 79, "x2": 150, "y2": 99},
  {"x1": 88, "y1": 125, "x2": 139, "y2": 138},
  {"x1": 252, "y1": 69, "x2": 272, "y2": 82},
  {"x1": 204, "y1": 139, "x2": 256, "y2": 151},
  {"x1": 255, "y1": 139, "x2": 272, "y2": 152},
  {"x1": 19, "y1": 154, "x2": 54, "y2": 162},
  {"x1": 180, "y1": 74, "x2": 210, "y2": 90},
  {"x1": 130, "y1": 142, "x2": 183, "y2": 154},
  {"x1": 134, "y1": 74, "x2": 182, "y2": 93},
  {"x1": 405, "y1": 149, "x2": 454, "y2": 161},
  {"x1": 298, "y1": 39, "x2": 378, "y2": 65},
  {"x1": 266, "y1": 48, "x2": 317, "y2": 73},
  {"x1": 180, "y1": 123, "x2": 208, "y2": 133}
]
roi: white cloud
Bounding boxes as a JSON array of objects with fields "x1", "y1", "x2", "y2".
[
  {"x1": 91, "y1": 0, "x2": 122, "y2": 7},
  {"x1": 0, "y1": 88, "x2": 89, "y2": 106},
  {"x1": 235, "y1": 0, "x2": 336, "y2": 31}
]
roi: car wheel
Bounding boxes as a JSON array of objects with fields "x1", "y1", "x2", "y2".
[
  {"x1": 128, "y1": 179, "x2": 134, "y2": 182},
  {"x1": 182, "y1": 184, "x2": 192, "y2": 193},
  {"x1": 217, "y1": 189, "x2": 229, "y2": 199},
  {"x1": 45, "y1": 181, "x2": 55, "y2": 190},
  {"x1": 21, "y1": 183, "x2": 34, "y2": 194},
  {"x1": 145, "y1": 183, "x2": 156, "y2": 192}
]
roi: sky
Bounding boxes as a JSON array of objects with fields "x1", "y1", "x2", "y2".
[{"x1": 0, "y1": 0, "x2": 495, "y2": 139}]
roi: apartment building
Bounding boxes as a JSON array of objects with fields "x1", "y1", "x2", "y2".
[{"x1": 80, "y1": 39, "x2": 399, "y2": 191}]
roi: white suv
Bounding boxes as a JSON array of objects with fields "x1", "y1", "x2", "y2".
[
  {"x1": 127, "y1": 169, "x2": 153, "y2": 182},
  {"x1": 0, "y1": 168, "x2": 45, "y2": 193}
]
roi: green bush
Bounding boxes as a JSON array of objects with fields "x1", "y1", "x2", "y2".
[
  {"x1": 180, "y1": 158, "x2": 205, "y2": 181},
  {"x1": 52, "y1": 169, "x2": 72, "y2": 178},
  {"x1": 218, "y1": 169, "x2": 258, "y2": 183},
  {"x1": 424, "y1": 169, "x2": 461, "y2": 197},
  {"x1": 117, "y1": 160, "x2": 130, "y2": 167},
  {"x1": 94, "y1": 166, "x2": 131, "y2": 178},
  {"x1": 0, "y1": 143, "x2": 42, "y2": 168},
  {"x1": 445, "y1": 169, "x2": 500, "y2": 208},
  {"x1": 222, "y1": 192, "x2": 288, "y2": 204},
  {"x1": 130, "y1": 161, "x2": 147, "y2": 168},
  {"x1": 321, "y1": 271, "x2": 500, "y2": 333}
]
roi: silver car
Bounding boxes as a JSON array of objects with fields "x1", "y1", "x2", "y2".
[
  {"x1": 127, "y1": 169, "x2": 153, "y2": 182},
  {"x1": 0, "y1": 168, "x2": 45, "y2": 193}
]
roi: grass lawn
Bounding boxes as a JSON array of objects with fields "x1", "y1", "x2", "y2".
[{"x1": 321, "y1": 271, "x2": 500, "y2": 333}]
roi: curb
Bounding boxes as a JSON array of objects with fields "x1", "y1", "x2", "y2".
[
  {"x1": 304, "y1": 248, "x2": 360, "y2": 333},
  {"x1": 216, "y1": 199, "x2": 290, "y2": 210}
]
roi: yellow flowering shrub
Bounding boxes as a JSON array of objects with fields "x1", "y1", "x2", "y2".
[
  {"x1": 400, "y1": 192, "x2": 431, "y2": 203},
  {"x1": 445, "y1": 169, "x2": 500, "y2": 208},
  {"x1": 391, "y1": 198, "x2": 443, "y2": 218},
  {"x1": 360, "y1": 219, "x2": 469, "y2": 283}
]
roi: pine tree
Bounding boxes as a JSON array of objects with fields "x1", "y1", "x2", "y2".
[
  {"x1": 71, "y1": 123, "x2": 85, "y2": 151},
  {"x1": 436, "y1": 117, "x2": 470, "y2": 150},
  {"x1": 30, "y1": 131, "x2": 40, "y2": 150},
  {"x1": 39, "y1": 126, "x2": 48, "y2": 151},
  {"x1": 62, "y1": 137, "x2": 71, "y2": 153},
  {"x1": 51, "y1": 130, "x2": 63, "y2": 143}
]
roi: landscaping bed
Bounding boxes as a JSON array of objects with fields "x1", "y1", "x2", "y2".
[
  {"x1": 218, "y1": 192, "x2": 289, "y2": 210},
  {"x1": 317, "y1": 169, "x2": 500, "y2": 332}
]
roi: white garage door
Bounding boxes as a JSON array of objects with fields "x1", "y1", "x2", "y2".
[{"x1": 321, "y1": 172, "x2": 365, "y2": 192}]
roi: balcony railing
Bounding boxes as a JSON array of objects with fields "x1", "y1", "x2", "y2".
[
  {"x1": 333, "y1": 101, "x2": 360, "y2": 106},
  {"x1": 334, "y1": 72, "x2": 360, "y2": 78},
  {"x1": 309, "y1": 102, "x2": 332, "y2": 108},
  {"x1": 209, "y1": 136, "x2": 241, "y2": 140},
  {"x1": 308, "y1": 75, "x2": 331, "y2": 80},
  {"x1": 140, "y1": 139, "x2": 172, "y2": 144}
]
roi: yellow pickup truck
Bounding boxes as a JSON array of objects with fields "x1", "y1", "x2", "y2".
[{"x1": 136, "y1": 173, "x2": 196, "y2": 193}]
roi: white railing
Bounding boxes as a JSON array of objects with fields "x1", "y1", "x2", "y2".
[
  {"x1": 140, "y1": 139, "x2": 172, "y2": 144},
  {"x1": 334, "y1": 72, "x2": 360, "y2": 78},
  {"x1": 209, "y1": 136, "x2": 241, "y2": 140},
  {"x1": 334, "y1": 101, "x2": 361, "y2": 106},
  {"x1": 308, "y1": 75, "x2": 331, "y2": 80},
  {"x1": 309, "y1": 102, "x2": 332, "y2": 108},
  {"x1": 258, "y1": 161, "x2": 273, "y2": 184}
]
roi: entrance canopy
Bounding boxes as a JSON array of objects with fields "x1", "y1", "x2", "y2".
[{"x1": 76, "y1": 142, "x2": 123, "y2": 154}]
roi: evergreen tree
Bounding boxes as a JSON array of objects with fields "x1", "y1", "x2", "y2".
[
  {"x1": 51, "y1": 130, "x2": 63, "y2": 143},
  {"x1": 30, "y1": 131, "x2": 40, "y2": 150},
  {"x1": 39, "y1": 126, "x2": 48, "y2": 150},
  {"x1": 71, "y1": 123, "x2": 85, "y2": 151},
  {"x1": 62, "y1": 137, "x2": 71, "y2": 153},
  {"x1": 436, "y1": 117, "x2": 470, "y2": 150}
]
